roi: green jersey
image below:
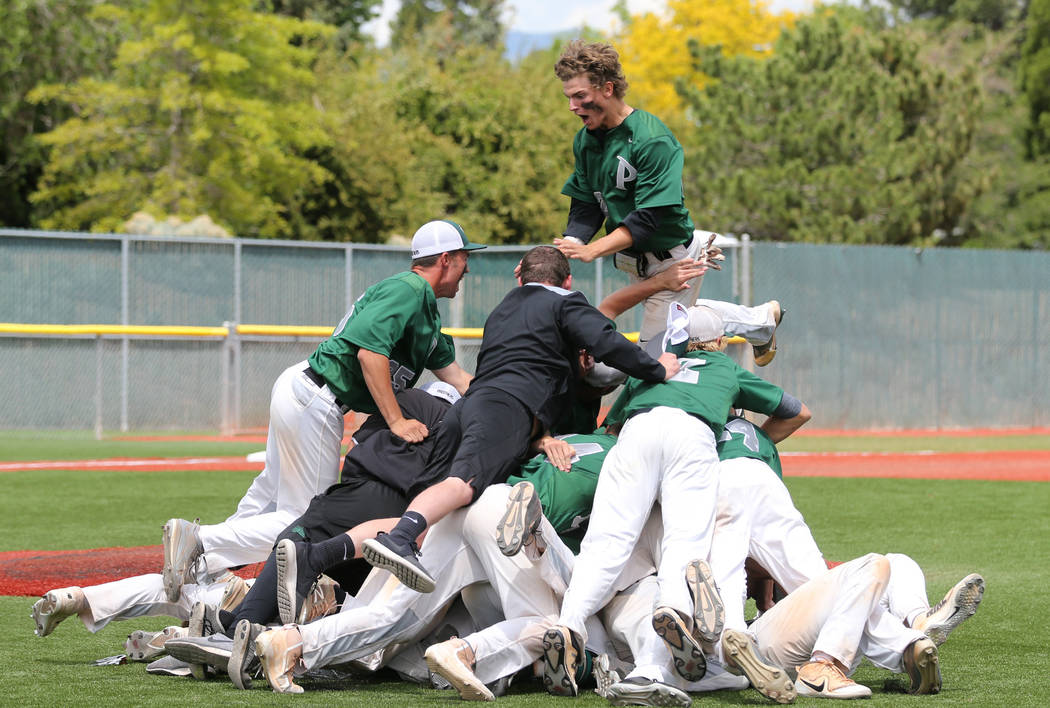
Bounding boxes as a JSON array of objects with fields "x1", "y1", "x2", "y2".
[
  {"x1": 506, "y1": 432, "x2": 616, "y2": 553},
  {"x1": 603, "y1": 350, "x2": 785, "y2": 439},
  {"x1": 308, "y1": 271, "x2": 456, "y2": 414},
  {"x1": 717, "y1": 416, "x2": 783, "y2": 478},
  {"x1": 562, "y1": 109, "x2": 694, "y2": 253}
]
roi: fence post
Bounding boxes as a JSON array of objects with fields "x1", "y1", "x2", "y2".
[
  {"x1": 233, "y1": 241, "x2": 243, "y2": 433},
  {"x1": 345, "y1": 244, "x2": 354, "y2": 312},
  {"x1": 120, "y1": 235, "x2": 130, "y2": 431},
  {"x1": 595, "y1": 257, "x2": 604, "y2": 305},
  {"x1": 95, "y1": 335, "x2": 104, "y2": 440}
]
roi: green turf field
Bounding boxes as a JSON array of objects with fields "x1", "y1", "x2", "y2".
[{"x1": 2, "y1": 432, "x2": 1048, "y2": 706}]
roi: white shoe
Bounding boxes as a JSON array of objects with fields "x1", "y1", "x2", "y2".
[
  {"x1": 162, "y1": 518, "x2": 202, "y2": 602},
  {"x1": 256, "y1": 626, "x2": 305, "y2": 694},
  {"x1": 125, "y1": 625, "x2": 187, "y2": 661},
  {"x1": 31, "y1": 587, "x2": 85, "y2": 637},
  {"x1": 795, "y1": 660, "x2": 872, "y2": 699},
  {"x1": 913, "y1": 573, "x2": 984, "y2": 646},
  {"x1": 592, "y1": 653, "x2": 622, "y2": 699},
  {"x1": 721, "y1": 629, "x2": 796, "y2": 704},
  {"x1": 606, "y1": 676, "x2": 692, "y2": 706},
  {"x1": 425, "y1": 637, "x2": 494, "y2": 701}
]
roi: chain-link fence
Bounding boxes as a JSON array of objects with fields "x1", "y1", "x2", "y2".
[{"x1": 2, "y1": 229, "x2": 1047, "y2": 431}]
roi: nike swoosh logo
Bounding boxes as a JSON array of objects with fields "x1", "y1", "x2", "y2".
[{"x1": 801, "y1": 678, "x2": 827, "y2": 692}]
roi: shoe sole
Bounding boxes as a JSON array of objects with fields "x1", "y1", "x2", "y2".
[
  {"x1": 362, "y1": 539, "x2": 436, "y2": 593},
  {"x1": 497, "y1": 481, "x2": 540, "y2": 556},
  {"x1": 905, "y1": 638, "x2": 941, "y2": 695},
  {"x1": 541, "y1": 627, "x2": 579, "y2": 697},
  {"x1": 165, "y1": 638, "x2": 232, "y2": 676},
  {"x1": 607, "y1": 681, "x2": 692, "y2": 707},
  {"x1": 686, "y1": 559, "x2": 725, "y2": 645},
  {"x1": 652, "y1": 608, "x2": 706, "y2": 682},
  {"x1": 722, "y1": 629, "x2": 796, "y2": 704},
  {"x1": 753, "y1": 302, "x2": 783, "y2": 367},
  {"x1": 219, "y1": 576, "x2": 250, "y2": 614},
  {"x1": 31, "y1": 591, "x2": 70, "y2": 637},
  {"x1": 162, "y1": 519, "x2": 197, "y2": 603},
  {"x1": 229, "y1": 619, "x2": 260, "y2": 690},
  {"x1": 592, "y1": 653, "x2": 621, "y2": 699},
  {"x1": 924, "y1": 574, "x2": 984, "y2": 646},
  {"x1": 275, "y1": 539, "x2": 301, "y2": 625},
  {"x1": 424, "y1": 645, "x2": 495, "y2": 701},
  {"x1": 126, "y1": 626, "x2": 184, "y2": 662}
]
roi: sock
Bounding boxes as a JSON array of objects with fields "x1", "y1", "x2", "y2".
[
  {"x1": 388, "y1": 511, "x2": 428, "y2": 546},
  {"x1": 308, "y1": 534, "x2": 356, "y2": 574}
]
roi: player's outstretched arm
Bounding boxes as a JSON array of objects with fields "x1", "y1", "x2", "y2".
[{"x1": 597, "y1": 257, "x2": 706, "y2": 319}]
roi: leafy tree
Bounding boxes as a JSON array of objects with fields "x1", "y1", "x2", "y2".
[
  {"x1": 390, "y1": 0, "x2": 507, "y2": 51},
  {"x1": 0, "y1": 0, "x2": 119, "y2": 228},
  {"x1": 301, "y1": 39, "x2": 574, "y2": 243},
  {"x1": 616, "y1": 0, "x2": 796, "y2": 120},
  {"x1": 1019, "y1": 0, "x2": 1050, "y2": 157},
  {"x1": 260, "y1": 0, "x2": 382, "y2": 46},
  {"x1": 885, "y1": 0, "x2": 1022, "y2": 29},
  {"x1": 676, "y1": 7, "x2": 984, "y2": 245},
  {"x1": 29, "y1": 0, "x2": 333, "y2": 237}
]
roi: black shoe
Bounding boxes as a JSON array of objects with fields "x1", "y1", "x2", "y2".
[
  {"x1": 275, "y1": 538, "x2": 323, "y2": 625},
  {"x1": 361, "y1": 533, "x2": 436, "y2": 593}
]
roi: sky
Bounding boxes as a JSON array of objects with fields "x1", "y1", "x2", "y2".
[{"x1": 363, "y1": 0, "x2": 815, "y2": 46}]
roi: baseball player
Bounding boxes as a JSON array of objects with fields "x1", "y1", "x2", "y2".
[
  {"x1": 359, "y1": 246, "x2": 679, "y2": 594},
  {"x1": 160, "y1": 220, "x2": 482, "y2": 603},
  {"x1": 551, "y1": 39, "x2": 782, "y2": 360},
  {"x1": 542, "y1": 303, "x2": 810, "y2": 697}
]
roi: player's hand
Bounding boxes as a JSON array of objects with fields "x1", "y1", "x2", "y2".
[
  {"x1": 658, "y1": 352, "x2": 681, "y2": 380},
  {"x1": 390, "y1": 417, "x2": 428, "y2": 443},
  {"x1": 554, "y1": 237, "x2": 595, "y2": 263},
  {"x1": 654, "y1": 258, "x2": 706, "y2": 292},
  {"x1": 538, "y1": 436, "x2": 575, "y2": 472}
]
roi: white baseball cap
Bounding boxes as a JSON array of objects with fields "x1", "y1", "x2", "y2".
[
  {"x1": 411, "y1": 220, "x2": 486, "y2": 259},
  {"x1": 420, "y1": 381, "x2": 462, "y2": 406},
  {"x1": 688, "y1": 305, "x2": 724, "y2": 342}
]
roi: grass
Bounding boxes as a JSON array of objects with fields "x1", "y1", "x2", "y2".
[{"x1": 2, "y1": 433, "x2": 1048, "y2": 706}]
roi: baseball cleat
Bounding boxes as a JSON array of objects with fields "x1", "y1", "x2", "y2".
[
  {"x1": 902, "y1": 636, "x2": 941, "y2": 694},
  {"x1": 497, "y1": 480, "x2": 543, "y2": 556},
  {"x1": 188, "y1": 601, "x2": 224, "y2": 638},
  {"x1": 722, "y1": 628, "x2": 796, "y2": 704},
  {"x1": 606, "y1": 676, "x2": 693, "y2": 707},
  {"x1": 362, "y1": 533, "x2": 436, "y2": 593},
  {"x1": 146, "y1": 654, "x2": 194, "y2": 677},
  {"x1": 794, "y1": 659, "x2": 872, "y2": 699},
  {"x1": 229, "y1": 619, "x2": 267, "y2": 690},
  {"x1": 685, "y1": 559, "x2": 724, "y2": 645},
  {"x1": 31, "y1": 586, "x2": 86, "y2": 637},
  {"x1": 425, "y1": 637, "x2": 494, "y2": 701},
  {"x1": 162, "y1": 517, "x2": 203, "y2": 602},
  {"x1": 652, "y1": 606, "x2": 706, "y2": 682},
  {"x1": 165, "y1": 633, "x2": 235, "y2": 677},
  {"x1": 218, "y1": 573, "x2": 251, "y2": 614},
  {"x1": 125, "y1": 625, "x2": 188, "y2": 661},
  {"x1": 542, "y1": 625, "x2": 581, "y2": 696},
  {"x1": 913, "y1": 573, "x2": 984, "y2": 646},
  {"x1": 256, "y1": 626, "x2": 305, "y2": 694},
  {"x1": 753, "y1": 300, "x2": 783, "y2": 367},
  {"x1": 592, "y1": 653, "x2": 621, "y2": 699},
  {"x1": 276, "y1": 539, "x2": 320, "y2": 625},
  {"x1": 299, "y1": 575, "x2": 340, "y2": 624}
]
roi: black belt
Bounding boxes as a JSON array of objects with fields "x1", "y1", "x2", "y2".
[
  {"x1": 303, "y1": 366, "x2": 350, "y2": 413},
  {"x1": 622, "y1": 247, "x2": 674, "y2": 262}
]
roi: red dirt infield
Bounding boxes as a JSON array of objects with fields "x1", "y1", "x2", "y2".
[{"x1": 2, "y1": 448, "x2": 1046, "y2": 596}]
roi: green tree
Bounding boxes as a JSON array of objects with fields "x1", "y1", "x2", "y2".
[
  {"x1": 260, "y1": 0, "x2": 382, "y2": 46},
  {"x1": 390, "y1": 0, "x2": 507, "y2": 50},
  {"x1": 676, "y1": 7, "x2": 984, "y2": 245},
  {"x1": 1019, "y1": 0, "x2": 1050, "y2": 157},
  {"x1": 29, "y1": 0, "x2": 333, "y2": 237},
  {"x1": 300, "y1": 40, "x2": 574, "y2": 243},
  {"x1": 0, "y1": 0, "x2": 119, "y2": 228}
]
